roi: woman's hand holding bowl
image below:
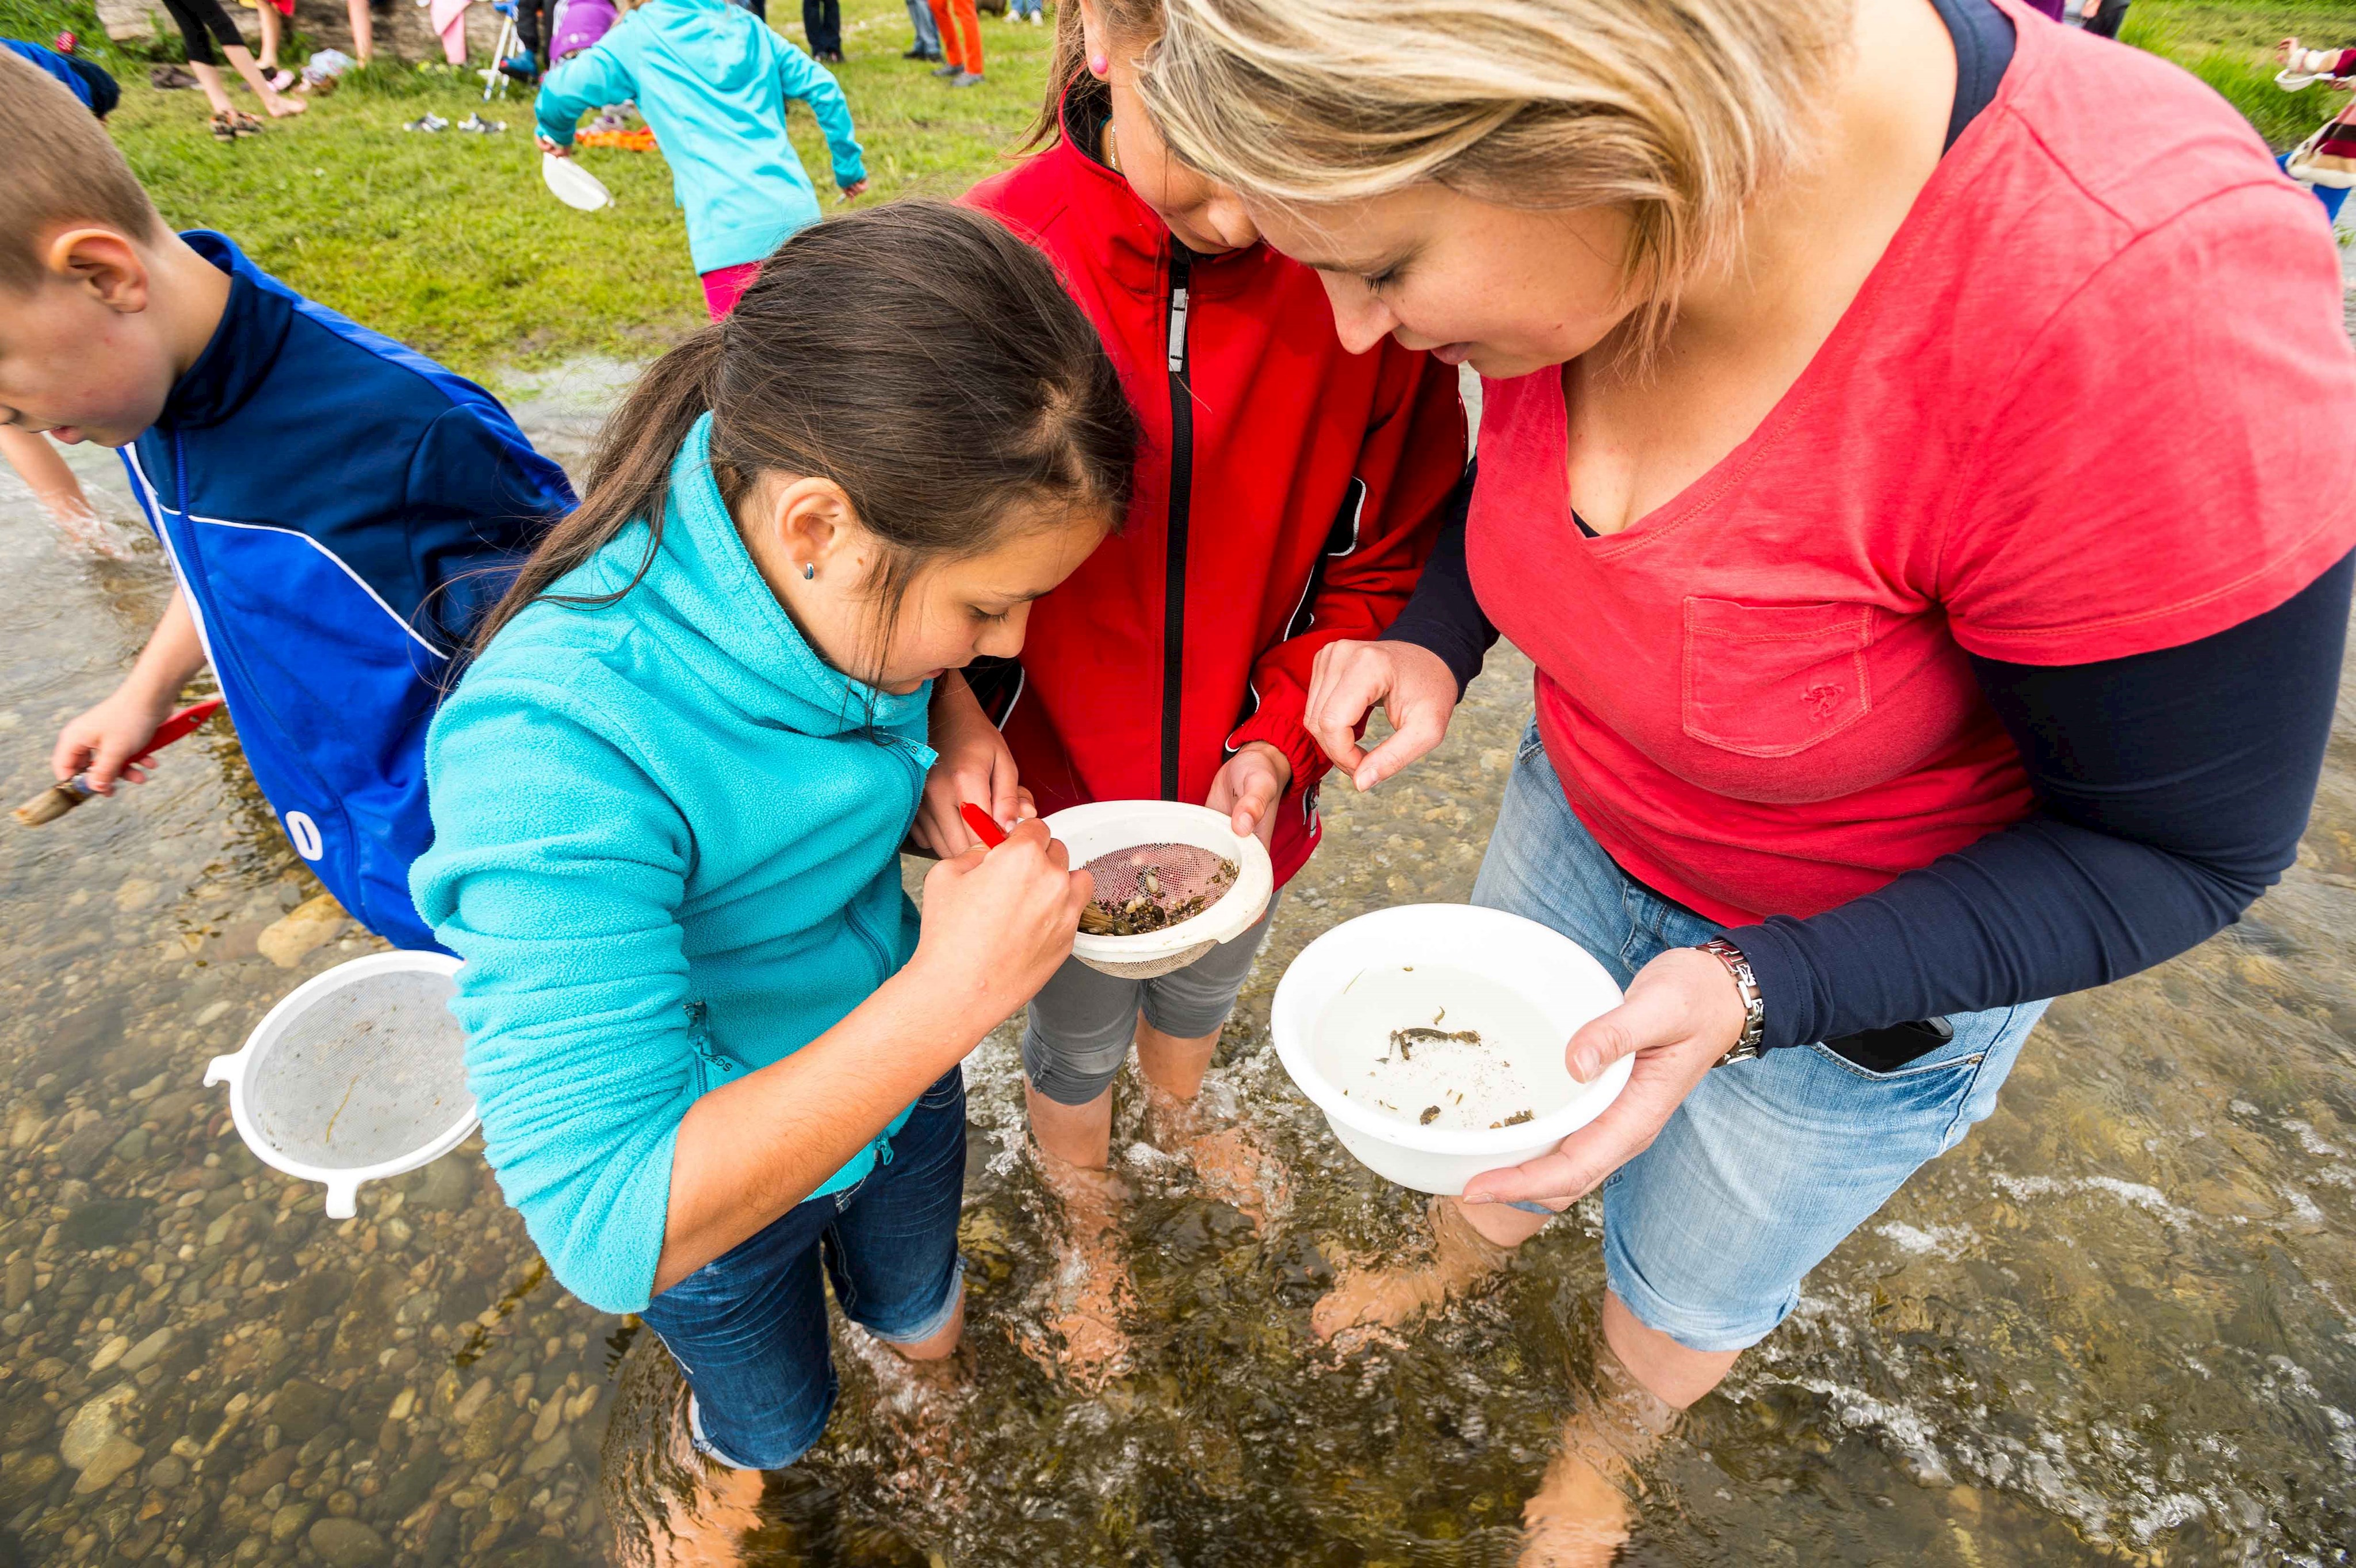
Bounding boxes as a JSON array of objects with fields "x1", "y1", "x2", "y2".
[{"x1": 1462, "y1": 946, "x2": 1747, "y2": 1209}]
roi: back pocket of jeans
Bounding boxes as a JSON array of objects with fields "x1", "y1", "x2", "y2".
[{"x1": 1681, "y1": 598, "x2": 1873, "y2": 758}]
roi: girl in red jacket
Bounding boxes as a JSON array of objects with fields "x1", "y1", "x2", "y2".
[{"x1": 917, "y1": 0, "x2": 1466, "y2": 1382}]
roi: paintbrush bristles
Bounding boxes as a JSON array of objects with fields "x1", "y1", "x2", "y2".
[{"x1": 12, "y1": 784, "x2": 86, "y2": 827}]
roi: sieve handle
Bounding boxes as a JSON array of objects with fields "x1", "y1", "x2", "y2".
[
  {"x1": 202, "y1": 1053, "x2": 240, "y2": 1089},
  {"x1": 322, "y1": 1179, "x2": 360, "y2": 1220}
]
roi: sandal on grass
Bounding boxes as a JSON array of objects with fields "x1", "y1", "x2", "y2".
[
  {"x1": 209, "y1": 109, "x2": 238, "y2": 141},
  {"x1": 231, "y1": 110, "x2": 265, "y2": 135}
]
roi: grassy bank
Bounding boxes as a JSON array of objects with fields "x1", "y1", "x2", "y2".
[
  {"x1": 7, "y1": 0, "x2": 2351, "y2": 383},
  {"x1": 5, "y1": 0, "x2": 1055, "y2": 379}
]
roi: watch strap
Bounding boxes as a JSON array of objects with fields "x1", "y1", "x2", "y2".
[{"x1": 1694, "y1": 936, "x2": 1765, "y2": 1065}]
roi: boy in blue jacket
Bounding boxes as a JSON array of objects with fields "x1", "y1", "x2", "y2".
[
  {"x1": 534, "y1": 0, "x2": 868, "y2": 320},
  {"x1": 0, "y1": 51, "x2": 575, "y2": 950}
]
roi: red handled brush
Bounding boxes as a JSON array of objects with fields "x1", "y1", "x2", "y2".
[{"x1": 13, "y1": 697, "x2": 225, "y2": 826}]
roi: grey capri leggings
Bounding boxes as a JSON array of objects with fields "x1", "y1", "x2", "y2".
[{"x1": 1021, "y1": 895, "x2": 1280, "y2": 1106}]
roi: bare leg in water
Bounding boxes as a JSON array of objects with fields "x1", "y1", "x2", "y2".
[
  {"x1": 607, "y1": 1305, "x2": 967, "y2": 1567},
  {"x1": 1026, "y1": 1016, "x2": 1289, "y2": 1384},
  {"x1": 1315, "y1": 1202, "x2": 1741, "y2": 1566}
]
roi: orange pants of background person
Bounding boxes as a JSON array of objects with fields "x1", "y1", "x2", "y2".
[{"x1": 927, "y1": 0, "x2": 982, "y2": 74}]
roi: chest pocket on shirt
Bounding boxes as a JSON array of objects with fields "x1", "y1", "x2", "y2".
[{"x1": 1681, "y1": 598, "x2": 1874, "y2": 758}]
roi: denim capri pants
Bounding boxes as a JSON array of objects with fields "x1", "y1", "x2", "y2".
[
  {"x1": 1021, "y1": 895, "x2": 1280, "y2": 1105},
  {"x1": 638, "y1": 1068, "x2": 967, "y2": 1470},
  {"x1": 1479, "y1": 722, "x2": 2047, "y2": 1353}
]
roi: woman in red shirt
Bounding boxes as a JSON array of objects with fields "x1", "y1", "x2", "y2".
[
  {"x1": 919, "y1": 0, "x2": 1466, "y2": 1382},
  {"x1": 1140, "y1": 0, "x2": 2356, "y2": 1554}
]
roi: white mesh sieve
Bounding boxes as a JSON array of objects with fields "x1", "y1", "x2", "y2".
[{"x1": 244, "y1": 970, "x2": 473, "y2": 1171}]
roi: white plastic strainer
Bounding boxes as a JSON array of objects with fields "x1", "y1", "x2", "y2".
[
  {"x1": 1049, "y1": 801, "x2": 1275, "y2": 980},
  {"x1": 204, "y1": 952, "x2": 477, "y2": 1218}
]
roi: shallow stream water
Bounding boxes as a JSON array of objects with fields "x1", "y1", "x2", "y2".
[{"x1": 0, "y1": 347, "x2": 2350, "y2": 1567}]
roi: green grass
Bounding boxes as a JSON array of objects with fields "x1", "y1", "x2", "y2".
[
  {"x1": 45, "y1": 0, "x2": 1059, "y2": 380},
  {"x1": 2129, "y1": 1, "x2": 2347, "y2": 147}
]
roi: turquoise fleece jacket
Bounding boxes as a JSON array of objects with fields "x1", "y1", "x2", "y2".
[
  {"x1": 534, "y1": 0, "x2": 866, "y2": 273},
  {"x1": 411, "y1": 416, "x2": 934, "y2": 1315}
]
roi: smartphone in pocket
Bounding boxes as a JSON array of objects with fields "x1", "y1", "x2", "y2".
[{"x1": 1823, "y1": 1015, "x2": 1955, "y2": 1073}]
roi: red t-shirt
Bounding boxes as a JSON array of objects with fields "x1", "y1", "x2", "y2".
[{"x1": 1470, "y1": 5, "x2": 2356, "y2": 926}]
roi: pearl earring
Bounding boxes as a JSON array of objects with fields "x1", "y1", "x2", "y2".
[
  {"x1": 1088, "y1": 52, "x2": 1108, "y2": 76},
  {"x1": 803, "y1": 563, "x2": 816, "y2": 580}
]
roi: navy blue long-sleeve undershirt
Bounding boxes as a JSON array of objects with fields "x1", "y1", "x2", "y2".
[{"x1": 1382, "y1": 492, "x2": 2353, "y2": 1056}]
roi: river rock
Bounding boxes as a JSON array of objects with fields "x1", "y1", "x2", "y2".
[
  {"x1": 232, "y1": 1446, "x2": 297, "y2": 1497},
  {"x1": 60, "y1": 1385, "x2": 137, "y2": 1470},
  {"x1": 258, "y1": 894, "x2": 347, "y2": 968},
  {"x1": 277, "y1": 1267, "x2": 355, "y2": 1335},
  {"x1": 270, "y1": 1378, "x2": 338, "y2": 1443},
  {"x1": 4, "y1": 1256, "x2": 32, "y2": 1310},
  {"x1": 405, "y1": 1156, "x2": 475, "y2": 1213},
  {"x1": 58, "y1": 1197, "x2": 148, "y2": 1250},
  {"x1": 377, "y1": 1454, "x2": 442, "y2": 1516},
  {"x1": 308, "y1": 1517, "x2": 391, "y2": 1568},
  {"x1": 109, "y1": 1126, "x2": 148, "y2": 1163},
  {"x1": 118, "y1": 1326, "x2": 172, "y2": 1372},
  {"x1": 0, "y1": 1450, "x2": 59, "y2": 1510},
  {"x1": 520, "y1": 1433, "x2": 569, "y2": 1477},
  {"x1": 56, "y1": 1122, "x2": 116, "y2": 1179},
  {"x1": 269, "y1": 1500, "x2": 316, "y2": 1544},
  {"x1": 145, "y1": 1453, "x2": 188, "y2": 1489},
  {"x1": 70, "y1": 1435, "x2": 143, "y2": 1493},
  {"x1": 0, "y1": 1391, "x2": 50, "y2": 1448},
  {"x1": 89, "y1": 1333, "x2": 131, "y2": 1372}
]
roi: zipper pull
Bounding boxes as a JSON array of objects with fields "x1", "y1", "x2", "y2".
[{"x1": 1166, "y1": 284, "x2": 1190, "y2": 373}]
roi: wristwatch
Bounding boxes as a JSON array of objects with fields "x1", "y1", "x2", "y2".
[{"x1": 1693, "y1": 937, "x2": 1765, "y2": 1066}]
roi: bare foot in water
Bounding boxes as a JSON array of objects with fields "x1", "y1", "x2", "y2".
[
  {"x1": 1517, "y1": 1339, "x2": 1680, "y2": 1567},
  {"x1": 1311, "y1": 1195, "x2": 1548, "y2": 1340},
  {"x1": 1144, "y1": 1081, "x2": 1294, "y2": 1232},
  {"x1": 601, "y1": 1337, "x2": 766, "y2": 1568},
  {"x1": 1032, "y1": 1155, "x2": 1134, "y2": 1389}
]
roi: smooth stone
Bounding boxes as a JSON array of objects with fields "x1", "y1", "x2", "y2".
[
  {"x1": 271, "y1": 1378, "x2": 338, "y2": 1443},
  {"x1": 257, "y1": 894, "x2": 347, "y2": 968},
  {"x1": 58, "y1": 1197, "x2": 149, "y2": 1251},
  {"x1": 55, "y1": 1122, "x2": 116, "y2": 1179},
  {"x1": 118, "y1": 1326, "x2": 173, "y2": 1372},
  {"x1": 88, "y1": 1334, "x2": 131, "y2": 1372},
  {"x1": 520, "y1": 1433, "x2": 569, "y2": 1477},
  {"x1": 5, "y1": 1255, "x2": 35, "y2": 1310},
  {"x1": 145, "y1": 1453, "x2": 189, "y2": 1489},
  {"x1": 307, "y1": 1517, "x2": 391, "y2": 1568},
  {"x1": 269, "y1": 1501, "x2": 316, "y2": 1544},
  {"x1": 404, "y1": 1157, "x2": 475, "y2": 1213},
  {"x1": 109, "y1": 1127, "x2": 148, "y2": 1164},
  {"x1": 61, "y1": 1385, "x2": 137, "y2": 1469},
  {"x1": 232, "y1": 1446, "x2": 298, "y2": 1497},
  {"x1": 0, "y1": 1450, "x2": 60, "y2": 1510},
  {"x1": 70, "y1": 1435, "x2": 144, "y2": 1494}
]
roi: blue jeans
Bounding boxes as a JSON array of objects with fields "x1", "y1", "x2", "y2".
[
  {"x1": 1474, "y1": 724, "x2": 2046, "y2": 1352},
  {"x1": 639, "y1": 1069, "x2": 967, "y2": 1468},
  {"x1": 905, "y1": 0, "x2": 941, "y2": 52},
  {"x1": 1008, "y1": 0, "x2": 1041, "y2": 17}
]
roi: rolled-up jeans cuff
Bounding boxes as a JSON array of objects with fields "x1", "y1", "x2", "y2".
[{"x1": 862, "y1": 1264, "x2": 964, "y2": 1347}]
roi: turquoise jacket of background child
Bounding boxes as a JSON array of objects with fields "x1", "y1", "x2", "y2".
[
  {"x1": 534, "y1": 0, "x2": 866, "y2": 273},
  {"x1": 410, "y1": 415, "x2": 935, "y2": 1316}
]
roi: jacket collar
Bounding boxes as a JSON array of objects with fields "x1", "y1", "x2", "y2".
[
  {"x1": 158, "y1": 231, "x2": 293, "y2": 433},
  {"x1": 1041, "y1": 81, "x2": 1268, "y2": 301},
  {"x1": 651, "y1": 414, "x2": 934, "y2": 743}
]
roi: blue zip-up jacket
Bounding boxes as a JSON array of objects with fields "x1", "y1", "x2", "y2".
[
  {"x1": 534, "y1": 0, "x2": 865, "y2": 274},
  {"x1": 122, "y1": 232, "x2": 574, "y2": 951},
  {"x1": 410, "y1": 415, "x2": 935, "y2": 1315}
]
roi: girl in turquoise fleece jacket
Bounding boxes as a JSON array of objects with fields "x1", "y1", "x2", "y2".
[
  {"x1": 533, "y1": 0, "x2": 868, "y2": 314},
  {"x1": 410, "y1": 204, "x2": 1135, "y2": 1485}
]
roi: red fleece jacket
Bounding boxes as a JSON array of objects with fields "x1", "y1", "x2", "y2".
[{"x1": 963, "y1": 92, "x2": 1467, "y2": 886}]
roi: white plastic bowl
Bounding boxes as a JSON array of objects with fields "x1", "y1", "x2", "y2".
[
  {"x1": 204, "y1": 951, "x2": 477, "y2": 1218},
  {"x1": 1046, "y1": 801, "x2": 1275, "y2": 979},
  {"x1": 1272, "y1": 904, "x2": 1630, "y2": 1194},
  {"x1": 542, "y1": 152, "x2": 612, "y2": 211}
]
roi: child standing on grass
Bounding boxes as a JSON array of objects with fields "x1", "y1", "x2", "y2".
[
  {"x1": 411, "y1": 204, "x2": 1134, "y2": 1539},
  {"x1": 158, "y1": 0, "x2": 307, "y2": 138},
  {"x1": 535, "y1": 0, "x2": 869, "y2": 321},
  {"x1": 0, "y1": 52, "x2": 574, "y2": 949},
  {"x1": 927, "y1": 0, "x2": 983, "y2": 84},
  {"x1": 935, "y1": 0, "x2": 1466, "y2": 1383}
]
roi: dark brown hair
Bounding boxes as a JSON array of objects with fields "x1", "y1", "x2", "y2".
[
  {"x1": 473, "y1": 201, "x2": 1136, "y2": 671},
  {"x1": 0, "y1": 50, "x2": 162, "y2": 290}
]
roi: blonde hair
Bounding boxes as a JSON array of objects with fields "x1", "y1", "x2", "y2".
[{"x1": 1135, "y1": 0, "x2": 1850, "y2": 322}]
